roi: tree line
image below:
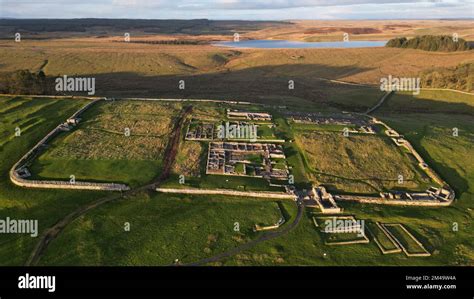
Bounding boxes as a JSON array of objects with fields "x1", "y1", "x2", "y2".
[
  {"x1": 386, "y1": 35, "x2": 471, "y2": 52},
  {"x1": 0, "y1": 70, "x2": 56, "y2": 95}
]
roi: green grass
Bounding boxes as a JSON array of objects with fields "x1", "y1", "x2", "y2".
[
  {"x1": 37, "y1": 192, "x2": 291, "y2": 265},
  {"x1": 27, "y1": 100, "x2": 181, "y2": 187},
  {"x1": 30, "y1": 159, "x2": 162, "y2": 188},
  {"x1": 324, "y1": 232, "x2": 366, "y2": 244},
  {"x1": 295, "y1": 131, "x2": 430, "y2": 194},
  {"x1": 244, "y1": 153, "x2": 264, "y2": 165},
  {"x1": 384, "y1": 224, "x2": 429, "y2": 255},
  {"x1": 164, "y1": 107, "x2": 290, "y2": 192},
  {"x1": 0, "y1": 96, "x2": 106, "y2": 265},
  {"x1": 268, "y1": 111, "x2": 310, "y2": 187},
  {"x1": 162, "y1": 173, "x2": 283, "y2": 192},
  {"x1": 366, "y1": 222, "x2": 400, "y2": 252},
  {"x1": 377, "y1": 113, "x2": 473, "y2": 198},
  {"x1": 1, "y1": 90, "x2": 472, "y2": 266},
  {"x1": 272, "y1": 161, "x2": 287, "y2": 170},
  {"x1": 379, "y1": 90, "x2": 474, "y2": 115},
  {"x1": 235, "y1": 163, "x2": 245, "y2": 174},
  {"x1": 323, "y1": 86, "x2": 385, "y2": 112},
  {"x1": 257, "y1": 124, "x2": 277, "y2": 139},
  {"x1": 291, "y1": 122, "x2": 357, "y2": 133},
  {"x1": 312, "y1": 216, "x2": 367, "y2": 244},
  {"x1": 215, "y1": 91, "x2": 474, "y2": 266}
]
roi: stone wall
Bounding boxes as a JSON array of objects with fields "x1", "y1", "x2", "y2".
[
  {"x1": 372, "y1": 116, "x2": 452, "y2": 191},
  {"x1": 9, "y1": 98, "x2": 130, "y2": 191},
  {"x1": 10, "y1": 173, "x2": 129, "y2": 191},
  {"x1": 335, "y1": 195, "x2": 453, "y2": 207},
  {"x1": 156, "y1": 187, "x2": 295, "y2": 199}
]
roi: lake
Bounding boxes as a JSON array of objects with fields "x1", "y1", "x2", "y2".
[{"x1": 213, "y1": 40, "x2": 387, "y2": 49}]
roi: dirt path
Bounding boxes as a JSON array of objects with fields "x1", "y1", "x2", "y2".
[
  {"x1": 25, "y1": 105, "x2": 192, "y2": 266},
  {"x1": 26, "y1": 103, "x2": 301, "y2": 266}
]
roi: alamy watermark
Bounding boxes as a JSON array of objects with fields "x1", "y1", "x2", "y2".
[
  {"x1": 380, "y1": 75, "x2": 420, "y2": 95},
  {"x1": 0, "y1": 217, "x2": 38, "y2": 237},
  {"x1": 324, "y1": 217, "x2": 365, "y2": 237},
  {"x1": 217, "y1": 122, "x2": 258, "y2": 142},
  {"x1": 18, "y1": 273, "x2": 55, "y2": 293},
  {"x1": 55, "y1": 75, "x2": 96, "y2": 95}
]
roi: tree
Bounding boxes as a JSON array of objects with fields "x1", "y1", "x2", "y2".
[
  {"x1": 386, "y1": 35, "x2": 471, "y2": 52},
  {"x1": 0, "y1": 70, "x2": 55, "y2": 95}
]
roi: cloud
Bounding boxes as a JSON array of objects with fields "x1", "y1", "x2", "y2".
[
  {"x1": 198, "y1": 0, "x2": 430, "y2": 10},
  {"x1": 0, "y1": 0, "x2": 472, "y2": 19}
]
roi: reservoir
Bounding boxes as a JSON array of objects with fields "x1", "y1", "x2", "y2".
[{"x1": 213, "y1": 40, "x2": 387, "y2": 49}]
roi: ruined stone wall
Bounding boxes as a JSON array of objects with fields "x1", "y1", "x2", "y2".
[
  {"x1": 10, "y1": 173, "x2": 129, "y2": 191},
  {"x1": 156, "y1": 187, "x2": 295, "y2": 199},
  {"x1": 9, "y1": 98, "x2": 129, "y2": 191},
  {"x1": 373, "y1": 116, "x2": 449, "y2": 188},
  {"x1": 335, "y1": 195, "x2": 453, "y2": 207}
]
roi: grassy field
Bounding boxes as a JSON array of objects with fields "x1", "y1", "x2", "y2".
[
  {"x1": 313, "y1": 216, "x2": 368, "y2": 245},
  {"x1": 379, "y1": 90, "x2": 474, "y2": 115},
  {"x1": 0, "y1": 76, "x2": 472, "y2": 266},
  {"x1": 214, "y1": 90, "x2": 474, "y2": 266},
  {"x1": 173, "y1": 141, "x2": 203, "y2": 177},
  {"x1": 189, "y1": 102, "x2": 225, "y2": 121},
  {"x1": 0, "y1": 96, "x2": 290, "y2": 266},
  {"x1": 244, "y1": 20, "x2": 474, "y2": 42},
  {"x1": 2, "y1": 19, "x2": 472, "y2": 42},
  {"x1": 0, "y1": 96, "x2": 106, "y2": 265},
  {"x1": 162, "y1": 171, "x2": 284, "y2": 192},
  {"x1": 383, "y1": 224, "x2": 429, "y2": 255},
  {"x1": 37, "y1": 192, "x2": 294, "y2": 266},
  {"x1": 366, "y1": 222, "x2": 400, "y2": 252},
  {"x1": 29, "y1": 100, "x2": 182, "y2": 187},
  {"x1": 294, "y1": 131, "x2": 430, "y2": 194},
  {"x1": 1, "y1": 35, "x2": 471, "y2": 108}
]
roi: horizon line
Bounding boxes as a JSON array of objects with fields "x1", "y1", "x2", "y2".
[{"x1": 1, "y1": 17, "x2": 473, "y2": 21}]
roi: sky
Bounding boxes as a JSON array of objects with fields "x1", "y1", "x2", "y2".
[{"x1": 1, "y1": 0, "x2": 473, "y2": 19}]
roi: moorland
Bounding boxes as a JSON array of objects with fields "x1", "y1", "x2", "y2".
[{"x1": 0, "y1": 18, "x2": 472, "y2": 266}]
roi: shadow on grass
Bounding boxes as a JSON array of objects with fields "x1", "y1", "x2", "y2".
[
  {"x1": 379, "y1": 91, "x2": 474, "y2": 116},
  {"x1": 404, "y1": 134, "x2": 469, "y2": 196},
  {"x1": 48, "y1": 63, "x2": 383, "y2": 112}
]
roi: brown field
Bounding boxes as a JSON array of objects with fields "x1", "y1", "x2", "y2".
[
  {"x1": 2, "y1": 38, "x2": 471, "y2": 80},
  {"x1": 1, "y1": 38, "x2": 472, "y2": 110},
  {"x1": 85, "y1": 100, "x2": 182, "y2": 136},
  {"x1": 173, "y1": 141, "x2": 204, "y2": 177},
  {"x1": 44, "y1": 100, "x2": 181, "y2": 160},
  {"x1": 0, "y1": 19, "x2": 472, "y2": 110},
  {"x1": 244, "y1": 20, "x2": 474, "y2": 42},
  {"x1": 189, "y1": 103, "x2": 224, "y2": 121}
]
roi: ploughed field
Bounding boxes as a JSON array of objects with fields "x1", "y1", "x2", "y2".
[{"x1": 29, "y1": 100, "x2": 182, "y2": 187}]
